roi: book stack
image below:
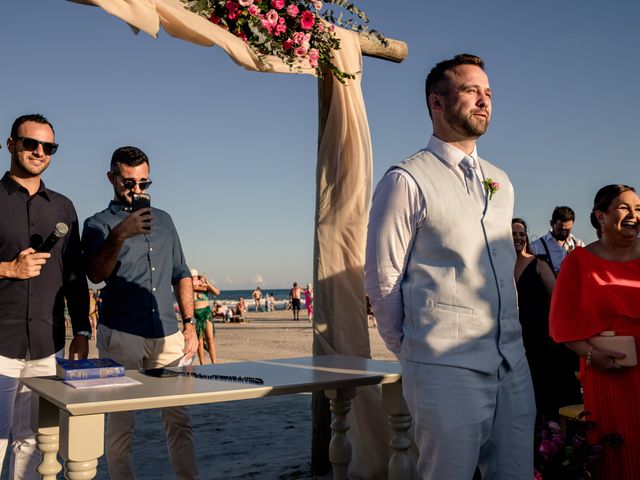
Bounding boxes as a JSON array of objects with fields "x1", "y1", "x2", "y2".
[{"x1": 56, "y1": 358, "x2": 140, "y2": 389}]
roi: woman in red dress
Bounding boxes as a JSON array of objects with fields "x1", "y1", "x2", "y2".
[{"x1": 550, "y1": 184, "x2": 640, "y2": 478}]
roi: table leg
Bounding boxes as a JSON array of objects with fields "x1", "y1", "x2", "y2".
[
  {"x1": 59, "y1": 412, "x2": 104, "y2": 480},
  {"x1": 31, "y1": 394, "x2": 63, "y2": 480},
  {"x1": 325, "y1": 387, "x2": 356, "y2": 480},
  {"x1": 382, "y1": 381, "x2": 414, "y2": 480}
]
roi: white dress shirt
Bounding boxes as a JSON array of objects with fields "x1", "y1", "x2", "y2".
[{"x1": 364, "y1": 135, "x2": 483, "y2": 355}]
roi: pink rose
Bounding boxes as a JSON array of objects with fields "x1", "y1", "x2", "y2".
[
  {"x1": 238, "y1": 0, "x2": 253, "y2": 6},
  {"x1": 317, "y1": 22, "x2": 325, "y2": 33},
  {"x1": 300, "y1": 10, "x2": 315, "y2": 30},
  {"x1": 294, "y1": 46, "x2": 308, "y2": 57},
  {"x1": 260, "y1": 17, "x2": 273, "y2": 32},
  {"x1": 313, "y1": 0, "x2": 323, "y2": 10},
  {"x1": 292, "y1": 31, "x2": 306, "y2": 45},
  {"x1": 308, "y1": 48, "x2": 319, "y2": 67},
  {"x1": 274, "y1": 23, "x2": 287, "y2": 36},
  {"x1": 247, "y1": 4, "x2": 260, "y2": 15},
  {"x1": 271, "y1": 0, "x2": 285, "y2": 9},
  {"x1": 283, "y1": 38, "x2": 294, "y2": 50},
  {"x1": 286, "y1": 4, "x2": 299, "y2": 16},
  {"x1": 266, "y1": 9, "x2": 279, "y2": 25}
]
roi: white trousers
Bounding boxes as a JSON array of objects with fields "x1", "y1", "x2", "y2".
[
  {"x1": 401, "y1": 357, "x2": 535, "y2": 480},
  {"x1": 97, "y1": 325, "x2": 198, "y2": 480},
  {"x1": 0, "y1": 351, "x2": 59, "y2": 480}
]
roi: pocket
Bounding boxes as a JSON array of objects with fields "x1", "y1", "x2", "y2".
[
  {"x1": 431, "y1": 301, "x2": 474, "y2": 316},
  {"x1": 96, "y1": 324, "x2": 112, "y2": 355}
]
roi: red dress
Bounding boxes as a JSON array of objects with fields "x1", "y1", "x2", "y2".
[{"x1": 550, "y1": 247, "x2": 640, "y2": 479}]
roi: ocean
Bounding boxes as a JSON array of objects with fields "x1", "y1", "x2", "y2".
[{"x1": 215, "y1": 288, "x2": 292, "y2": 302}]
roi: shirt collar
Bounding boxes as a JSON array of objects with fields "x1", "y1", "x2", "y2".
[
  {"x1": 427, "y1": 135, "x2": 479, "y2": 169},
  {"x1": 1, "y1": 171, "x2": 49, "y2": 200},
  {"x1": 108, "y1": 200, "x2": 129, "y2": 214}
]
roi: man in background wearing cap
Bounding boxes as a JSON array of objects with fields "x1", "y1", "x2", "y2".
[
  {"x1": 0, "y1": 114, "x2": 89, "y2": 479},
  {"x1": 82, "y1": 145, "x2": 198, "y2": 479}
]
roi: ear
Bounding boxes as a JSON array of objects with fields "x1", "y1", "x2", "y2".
[
  {"x1": 107, "y1": 171, "x2": 116, "y2": 187},
  {"x1": 595, "y1": 211, "x2": 605, "y2": 226},
  {"x1": 6, "y1": 137, "x2": 15, "y2": 154},
  {"x1": 428, "y1": 93, "x2": 444, "y2": 114}
]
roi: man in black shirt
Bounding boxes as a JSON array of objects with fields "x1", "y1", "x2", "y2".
[{"x1": 0, "y1": 114, "x2": 90, "y2": 479}]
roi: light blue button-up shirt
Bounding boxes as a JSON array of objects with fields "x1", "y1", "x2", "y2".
[{"x1": 82, "y1": 201, "x2": 190, "y2": 338}]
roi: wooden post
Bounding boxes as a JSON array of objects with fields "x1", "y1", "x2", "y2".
[{"x1": 311, "y1": 34, "x2": 407, "y2": 476}]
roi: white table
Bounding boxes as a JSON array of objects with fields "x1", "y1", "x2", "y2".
[{"x1": 22, "y1": 355, "x2": 413, "y2": 480}]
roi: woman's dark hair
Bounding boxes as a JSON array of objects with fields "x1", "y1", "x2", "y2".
[
  {"x1": 590, "y1": 184, "x2": 636, "y2": 237},
  {"x1": 512, "y1": 217, "x2": 532, "y2": 254}
]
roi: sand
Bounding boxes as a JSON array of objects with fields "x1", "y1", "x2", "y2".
[{"x1": 24, "y1": 311, "x2": 394, "y2": 479}]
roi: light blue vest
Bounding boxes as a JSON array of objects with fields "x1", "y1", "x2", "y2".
[{"x1": 396, "y1": 150, "x2": 524, "y2": 374}]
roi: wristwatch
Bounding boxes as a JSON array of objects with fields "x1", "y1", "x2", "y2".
[
  {"x1": 76, "y1": 330, "x2": 92, "y2": 340},
  {"x1": 183, "y1": 317, "x2": 196, "y2": 327}
]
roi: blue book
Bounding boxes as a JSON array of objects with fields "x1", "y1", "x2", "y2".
[{"x1": 56, "y1": 358, "x2": 125, "y2": 381}]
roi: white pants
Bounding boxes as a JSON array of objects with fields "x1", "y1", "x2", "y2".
[
  {"x1": 97, "y1": 325, "x2": 198, "y2": 480},
  {"x1": 0, "y1": 351, "x2": 59, "y2": 480},
  {"x1": 401, "y1": 357, "x2": 535, "y2": 480}
]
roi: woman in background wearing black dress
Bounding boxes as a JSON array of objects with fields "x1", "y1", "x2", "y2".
[{"x1": 512, "y1": 218, "x2": 581, "y2": 430}]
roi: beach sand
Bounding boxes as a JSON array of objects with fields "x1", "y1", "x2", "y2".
[{"x1": 2, "y1": 311, "x2": 394, "y2": 479}]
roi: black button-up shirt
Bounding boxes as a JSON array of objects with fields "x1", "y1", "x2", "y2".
[
  {"x1": 0, "y1": 172, "x2": 89, "y2": 359},
  {"x1": 82, "y1": 201, "x2": 190, "y2": 338}
]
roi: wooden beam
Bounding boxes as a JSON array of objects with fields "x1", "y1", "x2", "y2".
[{"x1": 359, "y1": 34, "x2": 408, "y2": 63}]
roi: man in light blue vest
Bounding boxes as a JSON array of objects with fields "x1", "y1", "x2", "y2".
[{"x1": 365, "y1": 54, "x2": 535, "y2": 479}]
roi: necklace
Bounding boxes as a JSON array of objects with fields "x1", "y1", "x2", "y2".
[{"x1": 178, "y1": 371, "x2": 264, "y2": 385}]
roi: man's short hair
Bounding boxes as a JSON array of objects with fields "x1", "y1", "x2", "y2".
[
  {"x1": 110, "y1": 146, "x2": 149, "y2": 174},
  {"x1": 551, "y1": 206, "x2": 575, "y2": 224},
  {"x1": 10, "y1": 114, "x2": 55, "y2": 139},
  {"x1": 424, "y1": 54, "x2": 485, "y2": 118}
]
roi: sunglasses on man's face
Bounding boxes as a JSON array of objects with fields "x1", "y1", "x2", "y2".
[
  {"x1": 118, "y1": 177, "x2": 153, "y2": 191},
  {"x1": 17, "y1": 137, "x2": 58, "y2": 156}
]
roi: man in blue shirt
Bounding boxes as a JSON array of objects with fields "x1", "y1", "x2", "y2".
[{"x1": 82, "y1": 146, "x2": 198, "y2": 479}]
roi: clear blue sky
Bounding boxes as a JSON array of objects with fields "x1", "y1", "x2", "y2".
[{"x1": 1, "y1": 0, "x2": 638, "y2": 289}]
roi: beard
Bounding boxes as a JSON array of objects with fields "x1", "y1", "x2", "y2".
[
  {"x1": 446, "y1": 109, "x2": 489, "y2": 137},
  {"x1": 552, "y1": 230, "x2": 570, "y2": 241}
]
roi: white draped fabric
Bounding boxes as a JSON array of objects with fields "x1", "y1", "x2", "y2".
[{"x1": 65, "y1": 0, "x2": 391, "y2": 477}]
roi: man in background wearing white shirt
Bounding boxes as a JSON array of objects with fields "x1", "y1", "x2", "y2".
[
  {"x1": 530, "y1": 206, "x2": 585, "y2": 275},
  {"x1": 365, "y1": 54, "x2": 534, "y2": 479}
]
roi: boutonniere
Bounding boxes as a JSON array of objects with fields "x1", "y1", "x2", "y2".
[{"x1": 482, "y1": 178, "x2": 500, "y2": 200}]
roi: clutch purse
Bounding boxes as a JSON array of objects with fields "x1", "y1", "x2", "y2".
[{"x1": 590, "y1": 331, "x2": 637, "y2": 367}]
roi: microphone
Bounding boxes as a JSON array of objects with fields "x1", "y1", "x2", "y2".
[{"x1": 37, "y1": 223, "x2": 69, "y2": 252}]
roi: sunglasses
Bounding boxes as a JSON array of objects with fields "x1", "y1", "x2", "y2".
[
  {"x1": 117, "y1": 176, "x2": 153, "y2": 191},
  {"x1": 17, "y1": 137, "x2": 59, "y2": 156}
]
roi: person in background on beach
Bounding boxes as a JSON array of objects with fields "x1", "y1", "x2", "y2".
[
  {"x1": 0, "y1": 114, "x2": 90, "y2": 479},
  {"x1": 304, "y1": 284, "x2": 314, "y2": 322},
  {"x1": 512, "y1": 218, "x2": 580, "y2": 433},
  {"x1": 365, "y1": 295, "x2": 376, "y2": 328},
  {"x1": 289, "y1": 282, "x2": 304, "y2": 321},
  {"x1": 530, "y1": 206, "x2": 585, "y2": 276},
  {"x1": 550, "y1": 184, "x2": 640, "y2": 478},
  {"x1": 365, "y1": 54, "x2": 535, "y2": 479},
  {"x1": 89, "y1": 288, "x2": 99, "y2": 337},
  {"x1": 235, "y1": 297, "x2": 247, "y2": 321},
  {"x1": 270, "y1": 293, "x2": 277, "y2": 311},
  {"x1": 252, "y1": 286, "x2": 262, "y2": 312},
  {"x1": 82, "y1": 146, "x2": 199, "y2": 479},
  {"x1": 191, "y1": 269, "x2": 220, "y2": 364}
]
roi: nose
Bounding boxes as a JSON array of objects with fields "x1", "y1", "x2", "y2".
[
  {"x1": 34, "y1": 143, "x2": 46, "y2": 157},
  {"x1": 131, "y1": 183, "x2": 143, "y2": 194}
]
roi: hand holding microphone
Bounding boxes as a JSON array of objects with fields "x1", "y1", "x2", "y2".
[{"x1": 11, "y1": 223, "x2": 69, "y2": 279}]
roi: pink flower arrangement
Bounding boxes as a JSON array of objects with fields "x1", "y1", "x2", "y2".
[{"x1": 183, "y1": 0, "x2": 359, "y2": 82}]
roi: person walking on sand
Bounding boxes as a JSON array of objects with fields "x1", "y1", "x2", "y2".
[
  {"x1": 304, "y1": 284, "x2": 314, "y2": 322},
  {"x1": 289, "y1": 282, "x2": 304, "y2": 321},
  {"x1": 365, "y1": 54, "x2": 534, "y2": 479},
  {"x1": 252, "y1": 287, "x2": 262, "y2": 312}
]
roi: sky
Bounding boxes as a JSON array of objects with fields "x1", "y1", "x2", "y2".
[{"x1": 1, "y1": 0, "x2": 639, "y2": 289}]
